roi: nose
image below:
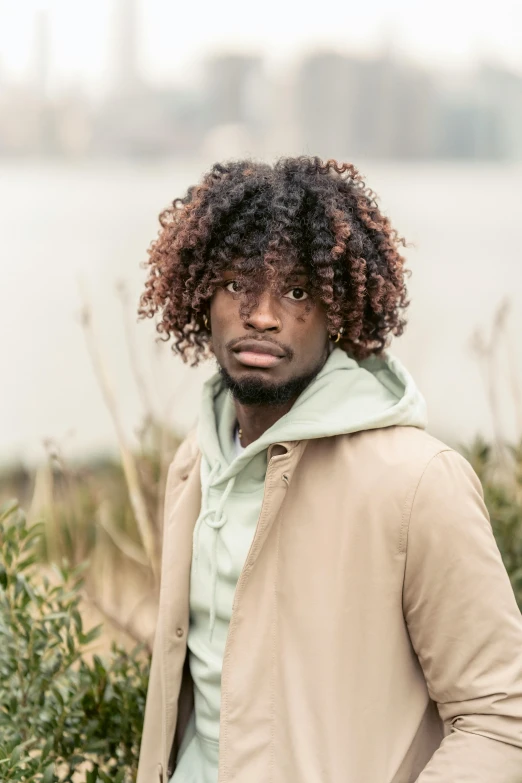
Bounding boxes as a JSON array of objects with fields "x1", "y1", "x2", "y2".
[{"x1": 245, "y1": 290, "x2": 281, "y2": 333}]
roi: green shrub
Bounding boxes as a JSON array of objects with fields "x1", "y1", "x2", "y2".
[
  {"x1": 0, "y1": 499, "x2": 150, "y2": 782},
  {"x1": 459, "y1": 437, "x2": 522, "y2": 610}
]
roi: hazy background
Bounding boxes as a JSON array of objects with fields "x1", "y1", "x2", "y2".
[{"x1": 1, "y1": 0, "x2": 522, "y2": 465}]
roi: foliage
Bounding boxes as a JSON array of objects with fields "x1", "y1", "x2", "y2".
[
  {"x1": 0, "y1": 416, "x2": 180, "y2": 568},
  {"x1": 0, "y1": 415, "x2": 181, "y2": 650},
  {"x1": 0, "y1": 499, "x2": 150, "y2": 782},
  {"x1": 460, "y1": 436, "x2": 522, "y2": 609}
]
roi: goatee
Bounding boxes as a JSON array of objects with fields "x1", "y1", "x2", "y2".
[{"x1": 218, "y1": 365, "x2": 323, "y2": 406}]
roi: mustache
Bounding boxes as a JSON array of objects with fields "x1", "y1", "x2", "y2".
[{"x1": 226, "y1": 335, "x2": 294, "y2": 360}]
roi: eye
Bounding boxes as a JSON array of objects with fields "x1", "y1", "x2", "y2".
[
  {"x1": 284, "y1": 287, "x2": 309, "y2": 301},
  {"x1": 224, "y1": 280, "x2": 242, "y2": 293}
]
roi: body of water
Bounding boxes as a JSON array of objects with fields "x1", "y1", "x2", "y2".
[{"x1": 1, "y1": 158, "x2": 521, "y2": 464}]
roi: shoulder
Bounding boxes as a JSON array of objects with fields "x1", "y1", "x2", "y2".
[
  {"x1": 346, "y1": 425, "x2": 452, "y2": 466},
  {"x1": 342, "y1": 429, "x2": 488, "y2": 559},
  {"x1": 346, "y1": 426, "x2": 483, "y2": 509},
  {"x1": 380, "y1": 433, "x2": 489, "y2": 557},
  {"x1": 313, "y1": 425, "x2": 457, "y2": 480},
  {"x1": 405, "y1": 446, "x2": 486, "y2": 526},
  {"x1": 308, "y1": 427, "x2": 482, "y2": 524}
]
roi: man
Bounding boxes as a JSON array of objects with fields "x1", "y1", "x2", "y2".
[{"x1": 136, "y1": 157, "x2": 522, "y2": 783}]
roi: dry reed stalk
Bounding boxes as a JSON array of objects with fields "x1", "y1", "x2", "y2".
[
  {"x1": 469, "y1": 326, "x2": 505, "y2": 462},
  {"x1": 117, "y1": 280, "x2": 182, "y2": 537},
  {"x1": 498, "y1": 301, "x2": 522, "y2": 441},
  {"x1": 77, "y1": 283, "x2": 160, "y2": 584},
  {"x1": 42, "y1": 438, "x2": 89, "y2": 563},
  {"x1": 470, "y1": 298, "x2": 522, "y2": 484},
  {"x1": 82, "y1": 520, "x2": 155, "y2": 649},
  {"x1": 115, "y1": 279, "x2": 158, "y2": 420},
  {"x1": 28, "y1": 459, "x2": 61, "y2": 560},
  {"x1": 97, "y1": 498, "x2": 149, "y2": 567},
  {"x1": 81, "y1": 587, "x2": 152, "y2": 652}
]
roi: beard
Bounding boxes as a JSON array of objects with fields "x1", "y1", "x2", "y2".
[{"x1": 218, "y1": 362, "x2": 324, "y2": 406}]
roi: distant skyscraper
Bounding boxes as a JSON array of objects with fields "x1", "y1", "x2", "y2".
[
  {"x1": 295, "y1": 51, "x2": 356, "y2": 159},
  {"x1": 296, "y1": 50, "x2": 439, "y2": 160},
  {"x1": 478, "y1": 64, "x2": 522, "y2": 160},
  {"x1": 202, "y1": 54, "x2": 265, "y2": 128},
  {"x1": 113, "y1": 0, "x2": 141, "y2": 94},
  {"x1": 33, "y1": 9, "x2": 51, "y2": 97}
]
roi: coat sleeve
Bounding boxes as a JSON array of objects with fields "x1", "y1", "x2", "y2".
[{"x1": 402, "y1": 448, "x2": 522, "y2": 783}]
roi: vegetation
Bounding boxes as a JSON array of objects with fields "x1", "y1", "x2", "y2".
[
  {"x1": 461, "y1": 437, "x2": 522, "y2": 607},
  {"x1": 0, "y1": 284, "x2": 181, "y2": 651},
  {"x1": 0, "y1": 499, "x2": 150, "y2": 782},
  {"x1": 466, "y1": 298, "x2": 522, "y2": 607},
  {"x1": 0, "y1": 288, "x2": 177, "y2": 780}
]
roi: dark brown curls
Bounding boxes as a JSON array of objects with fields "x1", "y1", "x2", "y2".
[{"x1": 137, "y1": 156, "x2": 410, "y2": 364}]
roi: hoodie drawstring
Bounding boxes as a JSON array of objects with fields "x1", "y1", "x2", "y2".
[{"x1": 193, "y1": 463, "x2": 237, "y2": 641}]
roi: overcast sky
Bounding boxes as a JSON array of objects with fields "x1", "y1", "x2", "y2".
[{"x1": 1, "y1": 0, "x2": 521, "y2": 93}]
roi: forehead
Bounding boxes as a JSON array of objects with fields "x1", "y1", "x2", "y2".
[{"x1": 225, "y1": 259, "x2": 309, "y2": 278}]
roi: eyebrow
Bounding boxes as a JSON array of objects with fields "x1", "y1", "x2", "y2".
[{"x1": 223, "y1": 265, "x2": 309, "y2": 276}]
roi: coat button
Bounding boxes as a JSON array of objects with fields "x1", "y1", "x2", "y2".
[
  {"x1": 181, "y1": 473, "x2": 189, "y2": 481},
  {"x1": 176, "y1": 627, "x2": 184, "y2": 638}
]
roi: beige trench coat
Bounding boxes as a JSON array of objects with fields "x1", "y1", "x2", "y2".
[{"x1": 137, "y1": 425, "x2": 522, "y2": 783}]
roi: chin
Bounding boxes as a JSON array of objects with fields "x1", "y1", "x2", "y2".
[{"x1": 218, "y1": 364, "x2": 318, "y2": 407}]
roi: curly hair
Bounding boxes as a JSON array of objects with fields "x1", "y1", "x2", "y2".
[{"x1": 138, "y1": 156, "x2": 410, "y2": 364}]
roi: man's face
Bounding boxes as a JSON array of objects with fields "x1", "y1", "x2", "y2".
[{"x1": 209, "y1": 265, "x2": 331, "y2": 405}]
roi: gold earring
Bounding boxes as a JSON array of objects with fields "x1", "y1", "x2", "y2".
[
  {"x1": 333, "y1": 327, "x2": 344, "y2": 343},
  {"x1": 203, "y1": 314, "x2": 209, "y2": 330}
]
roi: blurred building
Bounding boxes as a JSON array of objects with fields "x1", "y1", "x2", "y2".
[
  {"x1": 33, "y1": 9, "x2": 51, "y2": 98},
  {"x1": 437, "y1": 98, "x2": 503, "y2": 159},
  {"x1": 0, "y1": 87, "x2": 49, "y2": 155},
  {"x1": 0, "y1": 2, "x2": 521, "y2": 163},
  {"x1": 295, "y1": 51, "x2": 355, "y2": 159},
  {"x1": 92, "y1": 0, "x2": 203, "y2": 156},
  {"x1": 0, "y1": 9, "x2": 55, "y2": 156},
  {"x1": 199, "y1": 53, "x2": 268, "y2": 157},
  {"x1": 54, "y1": 88, "x2": 93, "y2": 156},
  {"x1": 434, "y1": 63, "x2": 522, "y2": 160},
  {"x1": 477, "y1": 64, "x2": 522, "y2": 160},
  {"x1": 366, "y1": 59, "x2": 439, "y2": 159},
  {"x1": 295, "y1": 50, "x2": 440, "y2": 160},
  {"x1": 113, "y1": 0, "x2": 143, "y2": 96}
]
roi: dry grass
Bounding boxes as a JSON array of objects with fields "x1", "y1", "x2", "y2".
[{"x1": 1, "y1": 281, "x2": 182, "y2": 652}]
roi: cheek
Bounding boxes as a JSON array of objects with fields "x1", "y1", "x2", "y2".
[
  {"x1": 210, "y1": 291, "x2": 233, "y2": 325},
  {"x1": 294, "y1": 302, "x2": 328, "y2": 334},
  {"x1": 290, "y1": 314, "x2": 329, "y2": 360},
  {"x1": 209, "y1": 292, "x2": 242, "y2": 349}
]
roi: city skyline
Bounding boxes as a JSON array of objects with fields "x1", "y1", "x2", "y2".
[
  {"x1": 1, "y1": 0, "x2": 521, "y2": 95},
  {"x1": 1, "y1": 0, "x2": 521, "y2": 162}
]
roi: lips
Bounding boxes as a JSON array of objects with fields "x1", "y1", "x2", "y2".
[{"x1": 232, "y1": 340, "x2": 286, "y2": 369}]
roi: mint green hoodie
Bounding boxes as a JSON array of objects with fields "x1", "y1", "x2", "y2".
[{"x1": 171, "y1": 347, "x2": 427, "y2": 783}]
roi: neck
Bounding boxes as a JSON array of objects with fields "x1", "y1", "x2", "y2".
[
  {"x1": 235, "y1": 398, "x2": 297, "y2": 447},
  {"x1": 230, "y1": 344, "x2": 336, "y2": 446}
]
